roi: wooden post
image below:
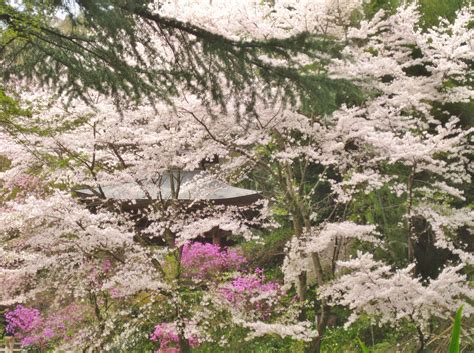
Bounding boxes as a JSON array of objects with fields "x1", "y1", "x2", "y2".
[
  {"x1": 211, "y1": 227, "x2": 221, "y2": 246},
  {"x1": 5, "y1": 336, "x2": 15, "y2": 353}
]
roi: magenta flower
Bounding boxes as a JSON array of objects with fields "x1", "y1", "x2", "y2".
[
  {"x1": 219, "y1": 271, "x2": 280, "y2": 320},
  {"x1": 181, "y1": 242, "x2": 246, "y2": 279},
  {"x1": 5, "y1": 305, "x2": 44, "y2": 347},
  {"x1": 150, "y1": 323, "x2": 180, "y2": 343},
  {"x1": 5, "y1": 304, "x2": 86, "y2": 348},
  {"x1": 5, "y1": 305, "x2": 42, "y2": 334},
  {"x1": 150, "y1": 322, "x2": 199, "y2": 353}
]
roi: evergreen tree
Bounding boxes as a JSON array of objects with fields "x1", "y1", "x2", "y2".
[{"x1": 0, "y1": 0, "x2": 346, "y2": 111}]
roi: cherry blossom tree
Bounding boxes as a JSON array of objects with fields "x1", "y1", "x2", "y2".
[
  {"x1": 277, "y1": 4, "x2": 473, "y2": 351},
  {"x1": 0, "y1": 89, "x2": 316, "y2": 351}
]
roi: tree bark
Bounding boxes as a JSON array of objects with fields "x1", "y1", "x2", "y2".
[
  {"x1": 179, "y1": 336, "x2": 192, "y2": 353},
  {"x1": 416, "y1": 325, "x2": 425, "y2": 353},
  {"x1": 297, "y1": 272, "x2": 307, "y2": 300},
  {"x1": 407, "y1": 164, "x2": 416, "y2": 261}
]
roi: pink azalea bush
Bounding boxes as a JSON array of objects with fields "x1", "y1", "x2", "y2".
[
  {"x1": 219, "y1": 269, "x2": 281, "y2": 320},
  {"x1": 6, "y1": 305, "x2": 46, "y2": 347},
  {"x1": 5, "y1": 305, "x2": 42, "y2": 335},
  {"x1": 150, "y1": 322, "x2": 199, "y2": 353},
  {"x1": 5, "y1": 304, "x2": 87, "y2": 347},
  {"x1": 181, "y1": 242, "x2": 246, "y2": 279}
]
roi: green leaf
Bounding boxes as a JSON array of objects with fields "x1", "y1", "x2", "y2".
[
  {"x1": 357, "y1": 338, "x2": 370, "y2": 353},
  {"x1": 448, "y1": 305, "x2": 463, "y2": 353}
]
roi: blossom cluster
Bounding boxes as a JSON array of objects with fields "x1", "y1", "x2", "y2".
[
  {"x1": 1, "y1": 172, "x2": 44, "y2": 199},
  {"x1": 156, "y1": 0, "x2": 366, "y2": 40},
  {"x1": 181, "y1": 242, "x2": 246, "y2": 279},
  {"x1": 5, "y1": 304, "x2": 87, "y2": 347},
  {"x1": 150, "y1": 322, "x2": 199, "y2": 353},
  {"x1": 219, "y1": 269, "x2": 280, "y2": 320},
  {"x1": 5, "y1": 305, "x2": 41, "y2": 336},
  {"x1": 321, "y1": 253, "x2": 474, "y2": 331}
]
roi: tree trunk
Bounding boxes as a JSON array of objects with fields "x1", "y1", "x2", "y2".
[
  {"x1": 179, "y1": 336, "x2": 192, "y2": 353},
  {"x1": 305, "y1": 304, "x2": 330, "y2": 353},
  {"x1": 306, "y1": 251, "x2": 328, "y2": 353},
  {"x1": 297, "y1": 272, "x2": 307, "y2": 300},
  {"x1": 407, "y1": 165, "x2": 416, "y2": 261},
  {"x1": 306, "y1": 336, "x2": 322, "y2": 353},
  {"x1": 281, "y1": 161, "x2": 330, "y2": 351},
  {"x1": 211, "y1": 226, "x2": 221, "y2": 246},
  {"x1": 291, "y1": 202, "x2": 308, "y2": 300},
  {"x1": 416, "y1": 325, "x2": 425, "y2": 353},
  {"x1": 310, "y1": 252, "x2": 324, "y2": 286}
]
